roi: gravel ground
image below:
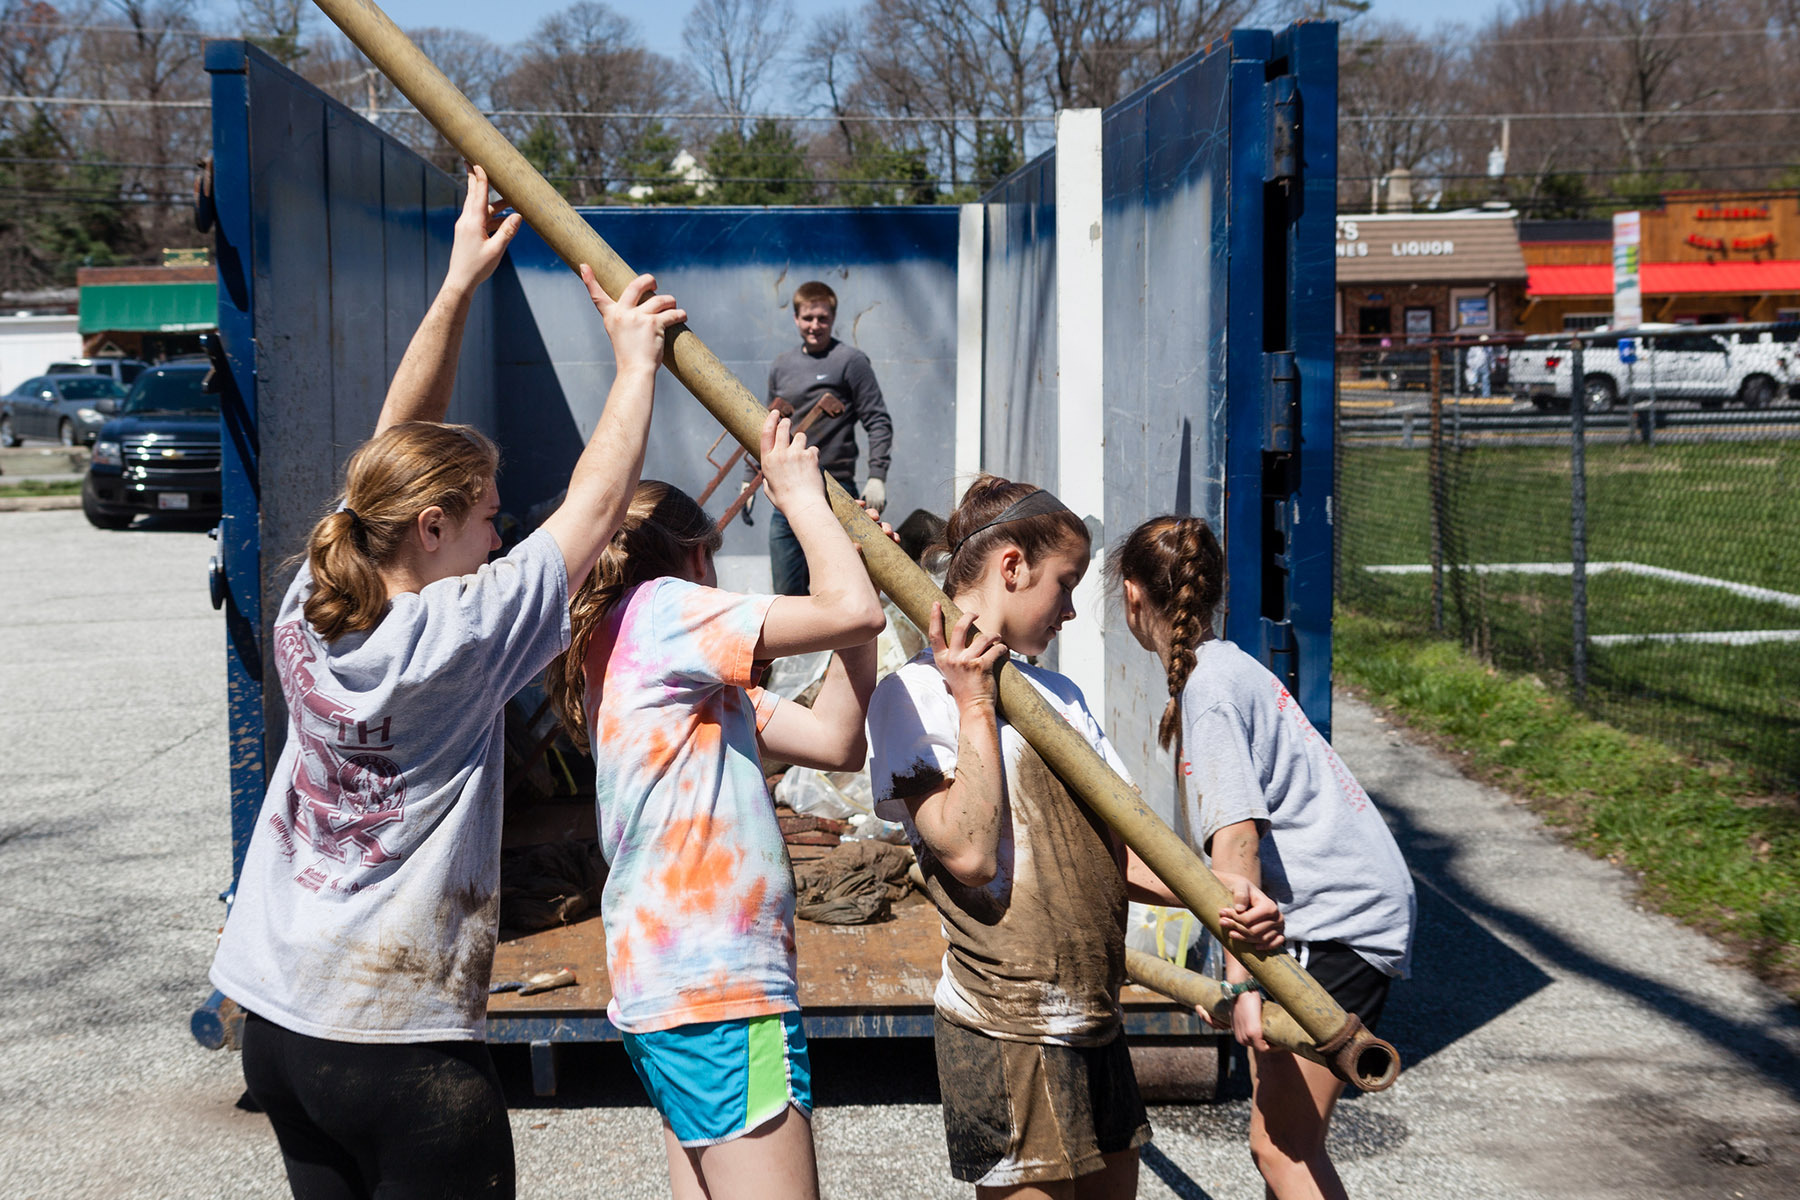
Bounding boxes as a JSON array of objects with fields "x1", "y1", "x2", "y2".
[{"x1": 2, "y1": 507, "x2": 1797, "y2": 1199}]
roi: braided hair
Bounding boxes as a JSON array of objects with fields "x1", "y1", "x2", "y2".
[{"x1": 1106, "y1": 516, "x2": 1223, "y2": 750}]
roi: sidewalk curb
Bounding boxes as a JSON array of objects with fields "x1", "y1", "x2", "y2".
[{"x1": 0, "y1": 495, "x2": 82, "y2": 512}]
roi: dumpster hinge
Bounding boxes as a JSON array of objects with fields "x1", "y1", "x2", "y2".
[
  {"x1": 1264, "y1": 351, "x2": 1298, "y2": 453},
  {"x1": 1266, "y1": 75, "x2": 1298, "y2": 183}
]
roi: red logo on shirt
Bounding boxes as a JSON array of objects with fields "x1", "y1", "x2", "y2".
[{"x1": 275, "y1": 620, "x2": 407, "y2": 869}]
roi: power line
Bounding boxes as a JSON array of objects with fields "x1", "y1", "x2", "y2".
[
  {"x1": 2, "y1": 15, "x2": 1791, "y2": 48},
  {"x1": 0, "y1": 93, "x2": 1053, "y2": 123},
  {"x1": 1345, "y1": 107, "x2": 1800, "y2": 124},
  {"x1": 12, "y1": 89, "x2": 1800, "y2": 128}
]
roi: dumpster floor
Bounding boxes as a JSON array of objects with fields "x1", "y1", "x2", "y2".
[{"x1": 488, "y1": 892, "x2": 1192, "y2": 1024}]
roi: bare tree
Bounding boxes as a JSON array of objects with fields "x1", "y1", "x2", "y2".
[
  {"x1": 235, "y1": 0, "x2": 308, "y2": 64},
  {"x1": 493, "y1": 3, "x2": 692, "y2": 202},
  {"x1": 682, "y1": 0, "x2": 794, "y2": 125},
  {"x1": 1335, "y1": 20, "x2": 1458, "y2": 211}
]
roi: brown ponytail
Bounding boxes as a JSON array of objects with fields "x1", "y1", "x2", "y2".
[
  {"x1": 544, "y1": 481, "x2": 722, "y2": 752},
  {"x1": 936, "y1": 474, "x2": 1090, "y2": 600},
  {"x1": 303, "y1": 422, "x2": 499, "y2": 642},
  {"x1": 1106, "y1": 516, "x2": 1223, "y2": 749}
]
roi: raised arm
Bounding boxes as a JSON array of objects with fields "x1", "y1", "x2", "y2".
[
  {"x1": 537, "y1": 268, "x2": 686, "y2": 585},
  {"x1": 902, "y1": 606, "x2": 1009, "y2": 887},
  {"x1": 753, "y1": 412, "x2": 886, "y2": 657},
  {"x1": 757, "y1": 642, "x2": 876, "y2": 772},
  {"x1": 757, "y1": 500, "x2": 897, "y2": 771},
  {"x1": 376, "y1": 164, "x2": 521, "y2": 435}
]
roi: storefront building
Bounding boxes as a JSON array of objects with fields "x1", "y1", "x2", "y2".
[
  {"x1": 76, "y1": 261, "x2": 217, "y2": 359},
  {"x1": 1335, "y1": 209, "x2": 1528, "y2": 343},
  {"x1": 1520, "y1": 191, "x2": 1800, "y2": 333}
]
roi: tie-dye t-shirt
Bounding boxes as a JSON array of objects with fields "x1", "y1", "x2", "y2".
[{"x1": 584, "y1": 576, "x2": 794, "y2": 1034}]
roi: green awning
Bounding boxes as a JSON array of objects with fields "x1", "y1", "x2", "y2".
[{"x1": 78, "y1": 281, "x2": 217, "y2": 334}]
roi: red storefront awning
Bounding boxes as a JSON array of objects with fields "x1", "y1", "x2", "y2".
[{"x1": 1528, "y1": 260, "x2": 1800, "y2": 297}]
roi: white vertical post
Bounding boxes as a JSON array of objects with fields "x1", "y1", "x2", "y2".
[
  {"x1": 1055, "y1": 108, "x2": 1106, "y2": 709},
  {"x1": 954, "y1": 203, "x2": 985, "y2": 505}
]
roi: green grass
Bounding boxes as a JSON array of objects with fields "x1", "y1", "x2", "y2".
[
  {"x1": 1336, "y1": 611, "x2": 1800, "y2": 997},
  {"x1": 0, "y1": 478, "x2": 80, "y2": 498},
  {"x1": 1338, "y1": 439, "x2": 1800, "y2": 786}
]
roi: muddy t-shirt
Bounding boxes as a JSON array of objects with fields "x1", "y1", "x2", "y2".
[
  {"x1": 868, "y1": 654, "x2": 1132, "y2": 1046},
  {"x1": 209, "y1": 529, "x2": 570, "y2": 1043}
]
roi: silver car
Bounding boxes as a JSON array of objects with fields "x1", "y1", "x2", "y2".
[{"x1": 0, "y1": 374, "x2": 126, "y2": 447}]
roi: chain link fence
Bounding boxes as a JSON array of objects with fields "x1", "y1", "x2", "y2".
[{"x1": 1335, "y1": 324, "x2": 1800, "y2": 790}]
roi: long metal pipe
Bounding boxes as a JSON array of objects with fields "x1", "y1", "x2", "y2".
[
  {"x1": 1125, "y1": 949, "x2": 1398, "y2": 1092},
  {"x1": 308, "y1": 0, "x2": 1394, "y2": 1079}
]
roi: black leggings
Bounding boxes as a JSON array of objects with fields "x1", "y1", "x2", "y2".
[{"x1": 240, "y1": 1012, "x2": 515, "y2": 1200}]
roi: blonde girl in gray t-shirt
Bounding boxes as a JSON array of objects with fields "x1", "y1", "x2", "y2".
[
  {"x1": 209, "y1": 165, "x2": 690, "y2": 1200},
  {"x1": 1110, "y1": 515, "x2": 1416, "y2": 1200}
]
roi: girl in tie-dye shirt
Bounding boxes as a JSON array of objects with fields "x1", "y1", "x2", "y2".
[{"x1": 544, "y1": 411, "x2": 887, "y2": 1199}]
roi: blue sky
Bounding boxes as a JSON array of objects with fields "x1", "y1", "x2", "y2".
[{"x1": 271, "y1": 0, "x2": 1501, "y2": 63}]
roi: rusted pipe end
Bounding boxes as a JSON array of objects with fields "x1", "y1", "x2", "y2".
[{"x1": 1314, "y1": 1013, "x2": 1401, "y2": 1092}]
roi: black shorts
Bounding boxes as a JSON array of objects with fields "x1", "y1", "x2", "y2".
[
  {"x1": 933, "y1": 1013, "x2": 1151, "y2": 1188},
  {"x1": 240, "y1": 1011, "x2": 514, "y2": 1200},
  {"x1": 1301, "y1": 941, "x2": 1393, "y2": 1032}
]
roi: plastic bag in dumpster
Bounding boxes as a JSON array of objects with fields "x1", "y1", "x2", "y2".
[
  {"x1": 499, "y1": 839, "x2": 605, "y2": 935},
  {"x1": 1126, "y1": 902, "x2": 1204, "y2": 966},
  {"x1": 775, "y1": 766, "x2": 906, "y2": 843},
  {"x1": 792, "y1": 840, "x2": 915, "y2": 925}
]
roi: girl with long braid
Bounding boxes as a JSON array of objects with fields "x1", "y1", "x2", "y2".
[
  {"x1": 865, "y1": 478, "x2": 1285, "y2": 1199},
  {"x1": 1109, "y1": 516, "x2": 1416, "y2": 1200}
]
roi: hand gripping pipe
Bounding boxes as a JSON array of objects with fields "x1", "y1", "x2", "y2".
[
  {"x1": 1125, "y1": 949, "x2": 1397, "y2": 1092},
  {"x1": 308, "y1": 0, "x2": 1399, "y2": 1089}
]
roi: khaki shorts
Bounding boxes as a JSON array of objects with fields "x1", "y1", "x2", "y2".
[{"x1": 933, "y1": 1013, "x2": 1151, "y2": 1187}]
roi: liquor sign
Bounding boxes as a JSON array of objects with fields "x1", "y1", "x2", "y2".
[{"x1": 1613, "y1": 211, "x2": 1642, "y2": 330}]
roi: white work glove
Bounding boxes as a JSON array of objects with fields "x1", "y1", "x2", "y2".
[
  {"x1": 860, "y1": 477, "x2": 887, "y2": 518},
  {"x1": 737, "y1": 480, "x2": 757, "y2": 524}
]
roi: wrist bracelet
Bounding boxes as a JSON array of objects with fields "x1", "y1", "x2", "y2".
[{"x1": 1220, "y1": 979, "x2": 1261, "y2": 1000}]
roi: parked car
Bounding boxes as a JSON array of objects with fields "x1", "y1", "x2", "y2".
[
  {"x1": 1371, "y1": 344, "x2": 1512, "y2": 394},
  {"x1": 0, "y1": 374, "x2": 126, "y2": 446},
  {"x1": 48, "y1": 357, "x2": 151, "y2": 389},
  {"x1": 1510, "y1": 322, "x2": 1797, "y2": 412},
  {"x1": 81, "y1": 360, "x2": 221, "y2": 529}
]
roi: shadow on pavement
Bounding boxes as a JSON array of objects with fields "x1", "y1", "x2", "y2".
[{"x1": 1375, "y1": 787, "x2": 1800, "y2": 1103}]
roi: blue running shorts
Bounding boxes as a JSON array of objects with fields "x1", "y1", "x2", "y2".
[{"x1": 622, "y1": 1012, "x2": 813, "y2": 1147}]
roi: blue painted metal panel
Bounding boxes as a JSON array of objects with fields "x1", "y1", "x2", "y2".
[
  {"x1": 1274, "y1": 22, "x2": 1341, "y2": 738},
  {"x1": 205, "y1": 41, "x2": 264, "y2": 883},
  {"x1": 1222, "y1": 32, "x2": 1275, "y2": 688},
  {"x1": 1096, "y1": 39, "x2": 1238, "y2": 833}
]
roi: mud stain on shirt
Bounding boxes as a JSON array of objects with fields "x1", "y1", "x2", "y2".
[{"x1": 919, "y1": 743, "x2": 1127, "y2": 1044}]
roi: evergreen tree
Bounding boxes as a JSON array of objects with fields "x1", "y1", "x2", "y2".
[
  {"x1": 519, "y1": 120, "x2": 575, "y2": 200},
  {"x1": 835, "y1": 134, "x2": 936, "y2": 206},
  {"x1": 705, "y1": 119, "x2": 813, "y2": 205},
  {"x1": 0, "y1": 116, "x2": 133, "y2": 290}
]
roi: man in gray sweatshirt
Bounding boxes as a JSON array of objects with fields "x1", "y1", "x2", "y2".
[{"x1": 743, "y1": 280, "x2": 893, "y2": 595}]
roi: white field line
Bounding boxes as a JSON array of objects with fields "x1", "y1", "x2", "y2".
[
  {"x1": 1362, "y1": 560, "x2": 1800, "y2": 611},
  {"x1": 1590, "y1": 629, "x2": 1800, "y2": 647}
]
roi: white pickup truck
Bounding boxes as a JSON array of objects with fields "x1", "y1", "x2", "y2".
[{"x1": 1510, "y1": 323, "x2": 1798, "y2": 412}]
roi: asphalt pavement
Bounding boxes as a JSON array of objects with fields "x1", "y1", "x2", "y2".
[{"x1": 2, "y1": 508, "x2": 1797, "y2": 1199}]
